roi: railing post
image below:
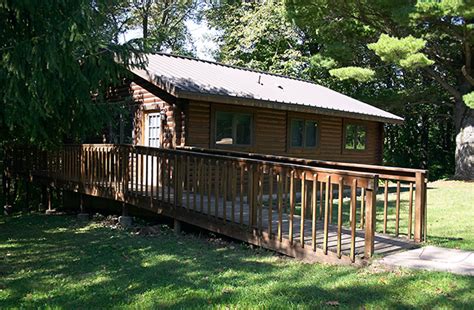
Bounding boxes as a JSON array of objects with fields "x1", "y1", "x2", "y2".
[
  {"x1": 249, "y1": 164, "x2": 258, "y2": 228},
  {"x1": 414, "y1": 171, "x2": 426, "y2": 243},
  {"x1": 121, "y1": 146, "x2": 130, "y2": 201},
  {"x1": 364, "y1": 176, "x2": 378, "y2": 259}
]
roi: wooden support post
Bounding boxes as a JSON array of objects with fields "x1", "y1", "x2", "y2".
[
  {"x1": 364, "y1": 177, "x2": 378, "y2": 259},
  {"x1": 414, "y1": 172, "x2": 426, "y2": 243},
  {"x1": 47, "y1": 186, "x2": 52, "y2": 212},
  {"x1": 79, "y1": 194, "x2": 84, "y2": 214},
  {"x1": 174, "y1": 219, "x2": 181, "y2": 235},
  {"x1": 25, "y1": 175, "x2": 31, "y2": 210}
]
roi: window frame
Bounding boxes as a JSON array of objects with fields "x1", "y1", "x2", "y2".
[
  {"x1": 212, "y1": 107, "x2": 255, "y2": 148},
  {"x1": 288, "y1": 117, "x2": 321, "y2": 150},
  {"x1": 343, "y1": 121, "x2": 368, "y2": 152}
]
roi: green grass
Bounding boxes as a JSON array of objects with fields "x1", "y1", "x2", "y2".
[
  {"x1": 1, "y1": 210, "x2": 473, "y2": 308},
  {"x1": 272, "y1": 180, "x2": 473, "y2": 250},
  {"x1": 1, "y1": 180, "x2": 473, "y2": 308},
  {"x1": 376, "y1": 180, "x2": 474, "y2": 250}
]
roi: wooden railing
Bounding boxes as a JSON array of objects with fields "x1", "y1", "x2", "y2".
[
  {"x1": 179, "y1": 146, "x2": 428, "y2": 243},
  {"x1": 10, "y1": 144, "x2": 393, "y2": 263}
]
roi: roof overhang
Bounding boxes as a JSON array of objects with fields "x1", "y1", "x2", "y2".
[{"x1": 132, "y1": 72, "x2": 404, "y2": 125}]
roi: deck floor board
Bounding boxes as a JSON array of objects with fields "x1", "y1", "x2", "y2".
[{"x1": 128, "y1": 184, "x2": 416, "y2": 258}]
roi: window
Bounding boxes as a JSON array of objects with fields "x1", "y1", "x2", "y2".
[
  {"x1": 215, "y1": 111, "x2": 252, "y2": 146},
  {"x1": 147, "y1": 113, "x2": 161, "y2": 147},
  {"x1": 344, "y1": 124, "x2": 366, "y2": 150},
  {"x1": 290, "y1": 119, "x2": 319, "y2": 148}
]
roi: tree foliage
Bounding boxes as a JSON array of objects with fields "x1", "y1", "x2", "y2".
[
  {"x1": 206, "y1": 0, "x2": 473, "y2": 179},
  {"x1": 128, "y1": 0, "x2": 199, "y2": 55},
  {"x1": 329, "y1": 67, "x2": 375, "y2": 82},
  {"x1": 367, "y1": 34, "x2": 435, "y2": 69},
  {"x1": 0, "y1": 0, "x2": 144, "y2": 148}
]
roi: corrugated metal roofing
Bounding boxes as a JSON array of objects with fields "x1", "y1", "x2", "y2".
[{"x1": 131, "y1": 53, "x2": 403, "y2": 123}]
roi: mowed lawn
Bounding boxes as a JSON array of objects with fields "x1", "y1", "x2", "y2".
[
  {"x1": 1, "y1": 181, "x2": 473, "y2": 309},
  {"x1": 373, "y1": 180, "x2": 474, "y2": 250}
]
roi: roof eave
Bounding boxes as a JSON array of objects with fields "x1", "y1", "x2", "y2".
[{"x1": 175, "y1": 90, "x2": 404, "y2": 124}]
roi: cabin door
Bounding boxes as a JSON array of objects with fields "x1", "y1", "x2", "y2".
[
  {"x1": 145, "y1": 112, "x2": 161, "y2": 148},
  {"x1": 144, "y1": 112, "x2": 161, "y2": 188}
]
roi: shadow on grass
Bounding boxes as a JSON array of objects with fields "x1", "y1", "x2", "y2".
[{"x1": 0, "y1": 213, "x2": 472, "y2": 308}]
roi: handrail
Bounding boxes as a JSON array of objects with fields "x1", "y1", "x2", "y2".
[
  {"x1": 178, "y1": 145, "x2": 428, "y2": 242},
  {"x1": 8, "y1": 144, "x2": 427, "y2": 262},
  {"x1": 178, "y1": 146, "x2": 428, "y2": 182}
]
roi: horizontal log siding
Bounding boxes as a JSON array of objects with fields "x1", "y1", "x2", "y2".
[
  {"x1": 130, "y1": 80, "x2": 184, "y2": 148},
  {"x1": 186, "y1": 100, "x2": 383, "y2": 165},
  {"x1": 186, "y1": 101, "x2": 211, "y2": 148}
]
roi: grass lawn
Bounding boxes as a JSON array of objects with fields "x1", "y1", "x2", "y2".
[
  {"x1": 372, "y1": 180, "x2": 474, "y2": 250},
  {"x1": 0, "y1": 181, "x2": 473, "y2": 308}
]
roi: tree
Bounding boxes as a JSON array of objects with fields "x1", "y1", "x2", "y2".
[
  {"x1": 129, "y1": 0, "x2": 199, "y2": 55},
  {"x1": 206, "y1": 1, "x2": 310, "y2": 77},
  {"x1": 0, "y1": 0, "x2": 144, "y2": 149},
  {"x1": 287, "y1": 0, "x2": 473, "y2": 179}
]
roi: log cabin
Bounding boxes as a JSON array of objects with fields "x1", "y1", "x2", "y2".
[{"x1": 111, "y1": 53, "x2": 403, "y2": 165}]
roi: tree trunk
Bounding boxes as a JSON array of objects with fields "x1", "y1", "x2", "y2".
[{"x1": 454, "y1": 99, "x2": 474, "y2": 180}]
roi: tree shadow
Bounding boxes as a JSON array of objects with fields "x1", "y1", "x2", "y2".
[{"x1": 0, "y1": 213, "x2": 471, "y2": 309}]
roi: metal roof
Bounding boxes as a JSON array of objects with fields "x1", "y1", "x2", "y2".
[{"x1": 131, "y1": 53, "x2": 403, "y2": 124}]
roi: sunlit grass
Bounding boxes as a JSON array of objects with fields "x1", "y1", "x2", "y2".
[{"x1": 0, "y1": 181, "x2": 473, "y2": 308}]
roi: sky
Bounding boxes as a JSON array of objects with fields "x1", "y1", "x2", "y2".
[{"x1": 121, "y1": 16, "x2": 219, "y2": 61}]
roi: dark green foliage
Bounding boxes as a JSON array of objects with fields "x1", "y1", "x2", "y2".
[{"x1": 0, "y1": 0, "x2": 144, "y2": 149}]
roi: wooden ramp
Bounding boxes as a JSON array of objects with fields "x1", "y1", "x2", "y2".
[
  {"x1": 10, "y1": 144, "x2": 426, "y2": 266},
  {"x1": 127, "y1": 183, "x2": 417, "y2": 265}
]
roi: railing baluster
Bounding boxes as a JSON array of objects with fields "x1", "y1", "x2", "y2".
[
  {"x1": 222, "y1": 162, "x2": 228, "y2": 222},
  {"x1": 395, "y1": 181, "x2": 401, "y2": 236},
  {"x1": 300, "y1": 171, "x2": 306, "y2": 247},
  {"x1": 329, "y1": 181, "x2": 333, "y2": 223},
  {"x1": 185, "y1": 156, "x2": 190, "y2": 209},
  {"x1": 150, "y1": 149, "x2": 154, "y2": 200},
  {"x1": 239, "y1": 165, "x2": 244, "y2": 225},
  {"x1": 207, "y1": 159, "x2": 212, "y2": 217},
  {"x1": 360, "y1": 188, "x2": 365, "y2": 229},
  {"x1": 277, "y1": 170, "x2": 283, "y2": 242},
  {"x1": 350, "y1": 179, "x2": 357, "y2": 262},
  {"x1": 193, "y1": 157, "x2": 197, "y2": 211},
  {"x1": 319, "y1": 181, "x2": 323, "y2": 220},
  {"x1": 257, "y1": 166, "x2": 263, "y2": 231},
  {"x1": 231, "y1": 162, "x2": 236, "y2": 223},
  {"x1": 383, "y1": 179, "x2": 388, "y2": 234},
  {"x1": 199, "y1": 158, "x2": 204, "y2": 213},
  {"x1": 312, "y1": 173, "x2": 317, "y2": 251},
  {"x1": 268, "y1": 167, "x2": 273, "y2": 237},
  {"x1": 161, "y1": 151, "x2": 165, "y2": 202},
  {"x1": 167, "y1": 153, "x2": 171, "y2": 204},
  {"x1": 215, "y1": 160, "x2": 219, "y2": 218},
  {"x1": 408, "y1": 182, "x2": 414, "y2": 239},
  {"x1": 248, "y1": 164, "x2": 254, "y2": 227},
  {"x1": 337, "y1": 176, "x2": 343, "y2": 258},
  {"x1": 145, "y1": 149, "x2": 149, "y2": 197},
  {"x1": 289, "y1": 170, "x2": 295, "y2": 244},
  {"x1": 323, "y1": 175, "x2": 330, "y2": 254}
]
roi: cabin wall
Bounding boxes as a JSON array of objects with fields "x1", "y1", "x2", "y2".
[
  {"x1": 123, "y1": 79, "x2": 384, "y2": 165},
  {"x1": 124, "y1": 78, "x2": 184, "y2": 148},
  {"x1": 185, "y1": 100, "x2": 384, "y2": 165}
]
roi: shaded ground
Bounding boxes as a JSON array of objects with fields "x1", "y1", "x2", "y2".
[{"x1": 1, "y1": 213, "x2": 473, "y2": 309}]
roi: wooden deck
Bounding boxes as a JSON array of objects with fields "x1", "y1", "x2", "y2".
[
  {"x1": 9, "y1": 144, "x2": 427, "y2": 266},
  {"x1": 133, "y1": 186, "x2": 417, "y2": 258}
]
